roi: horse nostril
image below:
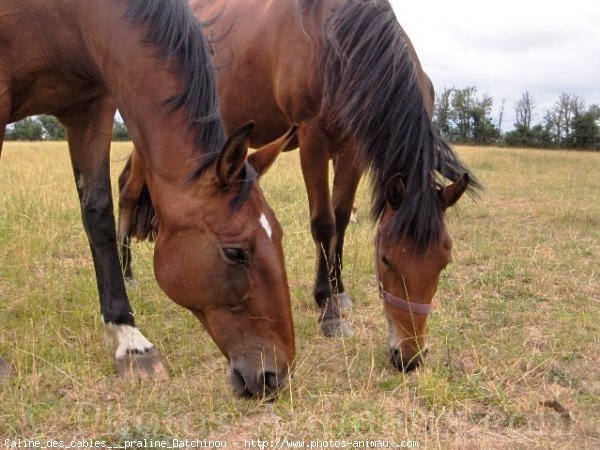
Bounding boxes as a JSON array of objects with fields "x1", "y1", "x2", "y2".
[
  {"x1": 262, "y1": 371, "x2": 280, "y2": 393},
  {"x1": 390, "y1": 348, "x2": 423, "y2": 372},
  {"x1": 229, "y1": 368, "x2": 253, "y2": 398},
  {"x1": 230, "y1": 366, "x2": 285, "y2": 398}
]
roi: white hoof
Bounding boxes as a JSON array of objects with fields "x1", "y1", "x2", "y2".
[
  {"x1": 320, "y1": 318, "x2": 353, "y2": 338},
  {"x1": 334, "y1": 292, "x2": 353, "y2": 310}
]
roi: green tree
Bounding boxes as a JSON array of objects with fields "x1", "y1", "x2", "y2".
[
  {"x1": 544, "y1": 93, "x2": 585, "y2": 148},
  {"x1": 506, "y1": 124, "x2": 553, "y2": 148},
  {"x1": 571, "y1": 105, "x2": 600, "y2": 150},
  {"x1": 434, "y1": 87, "x2": 453, "y2": 136},
  {"x1": 470, "y1": 93, "x2": 499, "y2": 144},
  {"x1": 450, "y1": 87, "x2": 476, "y2": 142},
  {"x1": 529, "y1": 124, "x2": 554, "y2": 148},
  {"x1": 505, "y1": 93, "x2": 537, "y2": 147},
  {"x1": 441, "y1": 86, "x2": 499, "y2": 144},
  {"x1": 38, "y1": 115, "x2": 66, "y2": 140},
  {"x1": 112, "y1": 119, "x2": 129, "y2": 141},
  {"x1": 5, "y1": 117, "x2": 44, "y2": 140}
]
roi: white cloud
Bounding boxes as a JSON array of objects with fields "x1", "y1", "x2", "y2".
[{"x1": 390, "y1": 0, "x2": 600, "y2": 129}]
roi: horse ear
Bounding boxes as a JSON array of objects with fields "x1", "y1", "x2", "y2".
[
  {"x1": 216, "y1": 121, "x2": 255, "y2": 187},
  {"x1": 248, "y1": 124, "x2": 298, "y2": 177},
  {"x1": 439, "y1": 173, "x2": 470, "y2": 210},
  {"x1": 385, "y1": 174, "x2": 405, "y2": 210}
]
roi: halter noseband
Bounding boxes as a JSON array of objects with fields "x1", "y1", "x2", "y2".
[{"x1": 375, "y1": 235, "x2": 433, "y2": 315}]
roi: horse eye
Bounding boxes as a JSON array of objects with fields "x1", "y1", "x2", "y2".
[
  {"x1": 222, "y1": 247, "x2": 248, "y2": 265},
  {"x1": 381, "y1": 255, "x2": 391, "y2": 266}
]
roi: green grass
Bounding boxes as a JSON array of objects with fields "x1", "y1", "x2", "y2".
[{"x1": 0, "y1": 142, "x2": 598, "y2": 448}]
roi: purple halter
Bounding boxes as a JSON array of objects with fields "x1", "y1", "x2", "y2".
[{"x1": 375, "y1": 236, "x2": 433, "y2": 315}]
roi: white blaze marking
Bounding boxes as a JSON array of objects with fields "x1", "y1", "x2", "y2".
[
  {"x1": 259, "y1": 213, "x2": 273, "y2": 240},
  {"x1": 104, "y1": 323, "x2": 154, "y2": 359}
]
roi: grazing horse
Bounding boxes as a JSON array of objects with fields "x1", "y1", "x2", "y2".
[
  {"x1": 118, "y1": 0, "x2": 480, "y2": 371},
  {"x1": 0, "y1": 0, "x2": 296, "y2": 397}
]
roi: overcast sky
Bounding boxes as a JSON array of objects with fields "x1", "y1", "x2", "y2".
[{"x1": 389, "y1": 0, "x2": 600, "y2": 130}]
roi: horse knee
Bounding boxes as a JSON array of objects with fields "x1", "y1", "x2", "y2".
[
  {"x1": 334, "y1": 209, "x2": 352, "y2": 234},
  {"x1": 81, "y1": 189, "x2": 116, "y2": 238},
  {"x1": 310, "y1": 214, "x2": 335, "y2": 244}
]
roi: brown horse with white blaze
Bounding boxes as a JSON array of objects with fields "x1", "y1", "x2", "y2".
[
  {"x1": 118, "y1": 0, "x2": 481, "y2": 372},
  {"x1": 0, "y1": 0, "x2": 295, "y2": 397}
]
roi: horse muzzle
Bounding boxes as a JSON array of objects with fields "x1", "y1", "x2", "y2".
[
  {"x1": 389, "y1": 346, "x2": 429, "y2": 372},
  {"x1": 228, "y1": 361, "x2": 289, "y2": 398}
]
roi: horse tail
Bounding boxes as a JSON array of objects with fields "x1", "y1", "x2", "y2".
[
  {"x1": 118, "y1": 153, "x2": 158, "y2": 242},
  {"x1": 129, "y1": 183, "x2": 158, "y2": 242}
]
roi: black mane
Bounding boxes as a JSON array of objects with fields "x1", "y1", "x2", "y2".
[
  {"x1": 126, "y1": 0, "x2": 226, "y2": 154},
  {"x1": 125, "y1": 0, "x2": 254, "y2": 206},
  {"x1": 312, "y1": 0, "x2": 480, "y2": 250}
]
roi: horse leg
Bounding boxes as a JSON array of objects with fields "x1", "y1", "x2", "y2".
[
  {"x1": 117, "y1": 149, "x2": 145, "y2": 281},
  {"x1": 299, "y1": 121, "x2": 352, "y2": 337},
  {"x1": 57, "y1": 97, "x2": 168, "y2": 380},
  {"x1": 331, "y1": 146, "x2": 362, "y2": 311}
]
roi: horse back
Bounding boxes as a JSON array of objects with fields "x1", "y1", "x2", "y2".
[
  {"x1": 191, "y1": 0, "x2": 325, "y2": 147},
  {"x1": 0, "y1": 0, "x2": 105, "y2": 122}
]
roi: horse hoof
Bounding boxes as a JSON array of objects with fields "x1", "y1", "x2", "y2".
[
  {"x1": 116, "y1": 348, "x2": 169, "y2": 381},
  {"x1": 0, "y1": 357, "x2": 12, "y2": 382},
  {"x1": 320, "y1": 318, "x2": 353, "y2": 338},
  {"x1": 334, "y1": 292, "x2": 353, "y2": 310}
]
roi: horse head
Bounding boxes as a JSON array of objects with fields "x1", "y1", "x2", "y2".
[
  {"x1": 375, "y1": 173, "x2": 470, "y2": 371},
  {"x1": 154, "y1": 124, "x2": 298, "y2": 397}
]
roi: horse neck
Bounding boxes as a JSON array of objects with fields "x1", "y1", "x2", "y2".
[
  {"x1": 78, "y1": 0, "x2": 224, "y2": 215},
  {"x1": 92, "y1": 35, "x2": 198, "y2": 178}
]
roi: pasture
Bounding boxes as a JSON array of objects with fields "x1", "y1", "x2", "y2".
[{"x1": 0, "y1": 142, "x2": 598, "y2": 447}]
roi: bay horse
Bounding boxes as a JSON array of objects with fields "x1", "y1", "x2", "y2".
[
  {"x1": 119, "y1": 0, "x2": 480, "y2": 371},
  {"x1": 0, "y1": 0, "x2": 296, "y2": 397}
]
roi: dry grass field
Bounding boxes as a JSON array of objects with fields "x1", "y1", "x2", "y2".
[{"x1": 0, "y1": 142, "x2": 598, "y2": 448}]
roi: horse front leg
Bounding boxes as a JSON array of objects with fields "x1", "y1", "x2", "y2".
[
  {"x1": 331, "y1": 145, "x2": 362, "y2": 310},
  {"x1": 299, "y1": 121, "x2": 352, "y2": 337},
  {"x1": 58, "y1": 97, "x2": 168, "y2": 380}
]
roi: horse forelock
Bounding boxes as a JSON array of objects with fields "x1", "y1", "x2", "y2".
[
  {"x1": 125, "y1": 0, "x2": 226, "y2": 157},
  {"x1": 308, "y1": 0, "x2": 480, "y2": 251}
]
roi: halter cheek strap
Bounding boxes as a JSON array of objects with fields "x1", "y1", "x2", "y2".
[{"x1": 375, "y1": 237, "x2": 433, "y2": 315}]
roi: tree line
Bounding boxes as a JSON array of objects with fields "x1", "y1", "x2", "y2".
[
  {"x1": 4, "y1": 115, "x2": 129, "y2": 141},
  {"x1": 434, "y1": 88, "x2": 599, "y2": 150},
  {"x1": 4, "y1": 91, "x2": 600, "y2": 150}
]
